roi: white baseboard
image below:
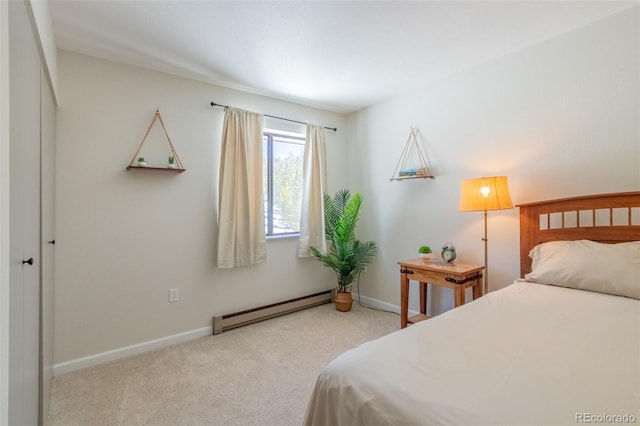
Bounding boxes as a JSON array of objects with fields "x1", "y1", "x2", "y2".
[
  {"x1": 53, "y1": 326, "x2": 212, "y2": 376},
  {"x1": 54, "y1": 295, "x2": 414, "y2": 376},
  {"x1": 352, "y1": 292, "x2": 420, "y2": 318}
]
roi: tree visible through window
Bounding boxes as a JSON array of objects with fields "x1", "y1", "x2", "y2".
[{"x1": 263, "y1": 130, "x2": 305, "y2": 236}]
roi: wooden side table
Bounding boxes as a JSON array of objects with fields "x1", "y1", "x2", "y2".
[{"x1": 398, "y1": 258, "x2": 484, "y2": 328}]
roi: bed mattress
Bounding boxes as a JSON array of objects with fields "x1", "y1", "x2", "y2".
[{"x1": 304, "y1": 282, "x2": 640, "y2": 426}]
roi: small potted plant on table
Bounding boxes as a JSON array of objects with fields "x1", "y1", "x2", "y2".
[
  {"x1": 419, "y1": 245, "x2": 432, "y2": 259},
  {"x1": 167, "y1": 155, "x2": 177, "y2": 169},
  {"x1": 137, "y1": 157, "x2": 147, "y2": 167}
]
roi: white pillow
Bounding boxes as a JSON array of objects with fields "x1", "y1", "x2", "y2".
[{"x1": 525, "y1": 240, "x2": 640, "y2": 299}]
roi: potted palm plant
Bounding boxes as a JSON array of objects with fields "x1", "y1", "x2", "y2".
[{"x1": 310, "y1": 189, "x2": 377, "y2": 312}]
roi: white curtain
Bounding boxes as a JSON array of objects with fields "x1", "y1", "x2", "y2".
[
  {"x1": 297, "y1": 124, "x2": 327, "y2": 257},
  {"x1": 217, "y1": 107, "x2": 266, "y2": 268}
]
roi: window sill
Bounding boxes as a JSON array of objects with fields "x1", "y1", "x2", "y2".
[{"x1": 266, "y1": 234, "x2": 299, "y2": 241}]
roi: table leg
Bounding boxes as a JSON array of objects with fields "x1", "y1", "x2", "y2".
[
  {"x1": 419, "y1": 281, "x2": 428, "y2": 315},
  {"x1": 472, "y1": 276, "x2": 482, "y2": 300},
  {"x1": 454, "y1": 286, "x2": 465, "y2": 307},
  {"x1": 401, "y1": 272, "x2": 409, "y2": 328}
]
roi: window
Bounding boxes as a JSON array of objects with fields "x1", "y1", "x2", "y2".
[{"x1": 263, "y1": 129, "x2": 305, "y2": 236}]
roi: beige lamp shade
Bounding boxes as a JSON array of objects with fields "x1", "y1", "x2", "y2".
[{"x1": 459, "y1": 176, "x2": 514, "y2": 212}]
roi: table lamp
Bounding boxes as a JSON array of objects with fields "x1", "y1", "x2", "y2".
[{"x1": 459, "y1": 176, "x2": 513, "y2": 295}]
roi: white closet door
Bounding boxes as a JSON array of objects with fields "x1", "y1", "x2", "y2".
[
  {"x1": 40, "y1": 69, "x2": 57, "y2": 425},
  {"x1": 8, "y1": 1, "x2": 42, "y2": 425}
]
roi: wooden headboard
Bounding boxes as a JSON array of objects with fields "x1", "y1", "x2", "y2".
[{"x1": 518, "y1": 192, "x2": 640, "y2": 277}]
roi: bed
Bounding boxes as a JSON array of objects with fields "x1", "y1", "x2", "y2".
[{"x1": 304, "y1": 192, "x2": 640, "y2": 426}]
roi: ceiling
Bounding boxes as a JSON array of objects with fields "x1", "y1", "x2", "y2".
[{"x1": 49, "y1": 1, "x2": 637, "y2": 113}]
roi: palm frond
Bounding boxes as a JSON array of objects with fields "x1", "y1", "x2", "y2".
[
  {"x1": 323, "y1": 193, "x2": 339, "y2": 241},
  {"x1": 334, "y1": 193, "x2": 361, "y2": 244}
]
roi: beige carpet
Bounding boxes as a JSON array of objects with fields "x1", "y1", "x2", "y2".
[{"x1": 48, "y1": 302, "x2": 399, "y2": 426}]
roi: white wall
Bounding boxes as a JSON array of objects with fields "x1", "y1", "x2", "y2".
[
  {"x1": 54, "y1": 51, "x2": 347, "y2": 367},
  {"x1": 348, "y1": 7, "x2": 639, "y2": 314}
]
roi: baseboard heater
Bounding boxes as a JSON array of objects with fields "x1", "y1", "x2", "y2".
[{"x1": 212, "y1": 290, "x2": 333, "y2": 334}]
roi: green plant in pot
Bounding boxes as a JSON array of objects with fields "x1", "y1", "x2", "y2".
[
  {"x1": 310, "y1": 189, "x2": 377, "y2": 312},
  {"x1": 418, "y1": 245, "x2": 432, "y2": 259}
]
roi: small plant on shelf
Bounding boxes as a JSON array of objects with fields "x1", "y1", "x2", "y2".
[
  {"x1": 137, "y1": 157, "x2": 147, "y2": 167},
  {"x1": 167, "y1": 155, "x2": 176, "y2": 169},
  {"x1": 418, "y1": 245, "x2": 432, "y2": 259}
]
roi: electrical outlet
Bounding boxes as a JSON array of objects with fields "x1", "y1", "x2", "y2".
[{"x1": 169, "y1": 288, "x2": 179, "y2": 303}]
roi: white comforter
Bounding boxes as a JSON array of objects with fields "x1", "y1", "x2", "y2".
[{"x1": 304, "y1": 282, "x2": 640, "y2": 426}]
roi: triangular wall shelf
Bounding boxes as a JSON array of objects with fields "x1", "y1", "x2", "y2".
[
  {"x1": 126, "y1": 109, "x2": 186, "y2": 173},
  {"x1": 390, "y1": 128, "x2": 434, "y2": 181}
]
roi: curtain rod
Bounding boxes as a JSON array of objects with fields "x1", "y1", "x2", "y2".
[{"x1": 210, "y1": 101, "x2": 337, "y2": 132}]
